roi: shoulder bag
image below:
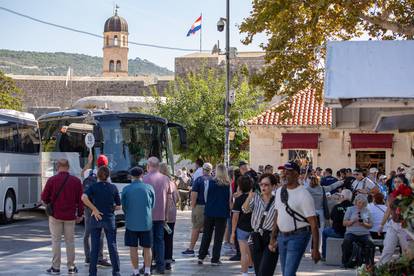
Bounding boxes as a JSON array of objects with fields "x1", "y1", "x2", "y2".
[{"x1": 45, "y1": 174, "x2": 70, "y2": 217}]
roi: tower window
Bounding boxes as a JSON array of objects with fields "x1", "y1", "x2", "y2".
[
  {"x1": 116, "y1": 60, "x2": 122, "y2": 72},
  {"x1": 122, "y1": 36, "x2": 126, "y2": 46},
  {"x1": 114, "y1": 35, "x2": 119, "y2": 46},
  {"x1": 105, "y1": 36, "x2": 109, "y2": 46},
  {"x1": 109, "y1": 60, "x2": 115, "y2": 72}
]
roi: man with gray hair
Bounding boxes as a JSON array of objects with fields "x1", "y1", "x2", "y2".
[
  {"x1": 143, "y1": 157, "x2": 170, "y2": 274},
  {"x1": 321, "y1": 189, "x2": 353, "y2": 260},
  {"x1": 41, "y1": 159, "x2": 84, "y2": 275}
]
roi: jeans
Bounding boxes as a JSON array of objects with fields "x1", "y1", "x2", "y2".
[
  {"x1": 152, "y1": 221, "x2": 165, "y2": 271},
  {"x1": 83, "y1": 209, "x2": 104, "y2": 262},
  {"x1": 322, "y1": 227, "x2": 344, "y2": 258},
  {"x1": 48, "y1": 217, "x2": 76, "y2": 269},
  {"x1": 89, "y1": 217, "x2": 120, "y2": 276},
  {"x1": 278, "y1": 229, "x2": 311, "y2": 276},
  {"x1": 164, "y1": 222, "x2": 175, "y2": 263},
  {"x1": 251, "y1": 231, "x2": 278, "y2": 276},
  {"x1": 198, "y1": 216, "x2": 227, "y2": 263},
  {"x1": 341, "y1": 233, "x2": 374, "y2": 267}
]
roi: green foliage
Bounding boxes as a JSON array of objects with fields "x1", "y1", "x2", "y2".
[
  {"x1": 240, "y1": 0, "x2": 414, "y2": 100},
  {"x1": 0, "y1": 70, "x2": 23, "y2": 110},
  {"x1": 0, "y1": 49, "x2": 173, "y2": 76},
  {"x1": 151, "y1": 68, "x2": 263, "y2": 164}
]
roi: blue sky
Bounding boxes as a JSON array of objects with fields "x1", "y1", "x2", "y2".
[{"x1": 0, "y1": 0, "x2": 266, "y2": 71}]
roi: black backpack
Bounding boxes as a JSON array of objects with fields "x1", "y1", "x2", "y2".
[{"x1": 83, "y1": 170, "x2": 97, "y2": 192}]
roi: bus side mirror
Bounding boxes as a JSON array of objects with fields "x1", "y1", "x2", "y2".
[{"x1": 167, "y1": 122, "x2": 187, "y2": 150}]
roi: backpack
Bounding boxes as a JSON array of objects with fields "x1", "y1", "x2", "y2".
[{"x1": 83, "y1": 170, "x2": 97, "y2": 193}]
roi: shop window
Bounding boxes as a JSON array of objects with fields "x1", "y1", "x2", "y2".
[
  {"x1": 356, "y1": 151, "x2": 386, "y2": 172},
  {"x1": 288, "y1": 150, "x2": 313, "y2": 169}
]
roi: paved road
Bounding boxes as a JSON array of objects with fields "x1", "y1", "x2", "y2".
[{"x1": 0, "y1": 210, "x2": 355, "y2": 275}]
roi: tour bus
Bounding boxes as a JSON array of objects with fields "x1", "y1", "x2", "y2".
[
  {"x1": 37, "y1": 109, "x2": 186, "y2": 197},
  {"x1": 0, "y1": 109, "x2": 42, "y2": 223}
]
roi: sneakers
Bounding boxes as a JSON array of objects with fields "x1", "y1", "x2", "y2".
[
  {"x1": 165, "y1": 263, "x2": 172, "y2": 271},
  {"x1": 46, "y1": 267, "x2": 60, "y2": 275},
  {"x1": 182, "y1": 248, "x2": 195, "y2": 257},
  {"x1": 98, "y1": 259, "x2": 112, "y2": 267},
  {"x1": 211, "y1": 261, "x2": 223, "y2": 266},
  {"x1": 248, "y1": 266, "x2": 255, "y2": 274},
  {"x1": 144, "y1": 273, "x2": 151, "y2": 276},
  {"x1": 197, "y1": 258, "x2": 204, "y2": 265},
  {"x1": 68, "y1": 267, "x2": 78, "y2": 274}
]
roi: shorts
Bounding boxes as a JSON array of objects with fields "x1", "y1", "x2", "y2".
[
  {"x1": 191, "y1": 205, "x2": 205, "y2": 229},
  {"x1": 124, "y1": 228, "x2": 152, "y2": 248},
  {"x1": 236, "y1": 228, "x2": 251, "y2": 241}
]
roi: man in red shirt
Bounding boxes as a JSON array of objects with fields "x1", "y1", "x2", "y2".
[{"x1": 41, "y1": 159, "x2": 84, "y2": 275}]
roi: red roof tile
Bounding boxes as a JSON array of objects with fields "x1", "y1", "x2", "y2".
[{"x1": 248, "y1": 90, "x2": 332, "y2": 127}]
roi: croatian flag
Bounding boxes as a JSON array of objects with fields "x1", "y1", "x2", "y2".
[{"x1": 186, "y1": 15, "x2": 202, "y2": 36}]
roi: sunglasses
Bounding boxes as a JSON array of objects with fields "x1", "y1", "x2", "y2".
[{"x1": 259, "y1": 182, "x2": 271, "y2": 187}]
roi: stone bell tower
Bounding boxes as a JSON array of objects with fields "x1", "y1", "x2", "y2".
[{"x1": 103, "y1": 7, "x2": 129, "y2": 77}]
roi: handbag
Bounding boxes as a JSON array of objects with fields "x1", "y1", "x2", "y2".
[
  {"x1": 45, "y1": 174, "x2": 70, "y2": 217},
  {"x1": 321, "y1": 186, "x2": 330, "y2": 219}
]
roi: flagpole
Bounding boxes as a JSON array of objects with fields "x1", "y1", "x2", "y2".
[{"x1": 199, "y1": 13, "x2": 202, "y2": 52}]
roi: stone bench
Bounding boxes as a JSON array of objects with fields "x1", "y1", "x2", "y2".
[{"x1": 326, "y1": 237, "x2": 343, "y2": 266}]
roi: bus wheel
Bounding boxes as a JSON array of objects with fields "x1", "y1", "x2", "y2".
[{"x1": 1, "y1": 191, "x2": 16, "y2": 224}]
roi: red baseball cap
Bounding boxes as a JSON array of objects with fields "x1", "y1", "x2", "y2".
[{"x1": 96, "y1": 155, "x2": 108, "y2": 167}]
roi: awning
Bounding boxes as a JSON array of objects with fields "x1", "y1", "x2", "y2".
[
  {"x1": 374, "y1": 110, "x2": 414, "y2": 132},
  {"x1": 350, "y1": 133, "x2": 393, "y2": 149},
  {"x1": 281, "y1": 133, "x2": 319, "y2": 149}
]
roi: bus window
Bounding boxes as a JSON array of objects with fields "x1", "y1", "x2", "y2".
[
  {"x1": 0, "y1": 122, "x2": 18, "y2": 153},
  {"x1": 18, "y1": 124, "x2": 40, "y2": 154}
]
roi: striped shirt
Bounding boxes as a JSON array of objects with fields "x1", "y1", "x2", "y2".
[{"x1": 242, "y1": 193, "x2": 276, "y2": 232}]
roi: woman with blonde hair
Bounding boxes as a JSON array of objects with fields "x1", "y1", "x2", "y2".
[{"x1": 198, "y1": 164, "x2": 232, "y2": 266}]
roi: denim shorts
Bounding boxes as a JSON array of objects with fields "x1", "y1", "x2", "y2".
[
  {"x1": 125, "y1": 228, "x2": 153, "y2": 248},
  {"x1": 237, "y1": 228, "x2": 251, "y2": 241}
]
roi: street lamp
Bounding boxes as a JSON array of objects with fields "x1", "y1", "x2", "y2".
[{"x1": 217, "y1": 0, "x2": 231, "y2": 168}]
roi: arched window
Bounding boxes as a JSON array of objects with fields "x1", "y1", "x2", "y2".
[
  {"x1": 114, "y1": 35, "x2": 119, "y2": 46},
  {"x1": 109, "y1": 60, "x2": 115, "y2": 72},
  {"x1": 105, "y1": 36, "x2": 109, "y2": 46},
  {"x1": 122, "y1": 36, "x2": 126, "y2": 46},
  {"x1": 116, "y1": 60, "x2": 122, "y2": 72}
]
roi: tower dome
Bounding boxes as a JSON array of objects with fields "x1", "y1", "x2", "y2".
[
  {"x1": 104, "y1": 13, "x2": 128, "y2": 33},
  {"x1": 102, "y1": 7, "x2": 129, "y2": 77}
]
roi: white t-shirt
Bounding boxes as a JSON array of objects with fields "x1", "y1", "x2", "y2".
[
  {"x1": 192, "y1": 167, "x2": 203, "y2": 182},
  {"x1": 367, "y1": 203, "x2": 387, "y2": 233},
  {"x1": 352, "y1": 177, "x2": 377, "y2": 192},
  {"x1": 275, "y1": 185, "x2": 316, "y2": 232}
]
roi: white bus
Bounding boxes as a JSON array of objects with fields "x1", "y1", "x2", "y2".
[
  {"x1": 38, "y1": 110, "x2": 186, "y2": 207},
  {"x1": 0, "y1": 109, "x2": 41, "y2": 223}
]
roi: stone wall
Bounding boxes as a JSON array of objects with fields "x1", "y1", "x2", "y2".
[
  {"x1": 175, "y1": 52, "x2": 265, "y2": 78},
  {"x1": 11, "y1": 75, "x2": 172, "y2": 115}
]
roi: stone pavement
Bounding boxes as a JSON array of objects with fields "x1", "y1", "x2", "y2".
[{"x1": 0, "y1": 211, "x2": 356, "y2": 276}]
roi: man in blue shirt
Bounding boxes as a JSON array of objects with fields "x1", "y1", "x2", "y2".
[
  {"x1": 122, "y1": 167, "x2": 155, "y2": 276},
  {"x1": 182, "y1": 163, "x2": 213, "y2": 256},
  {"x1": 320, "y1": 168, "x2": 339, "y2": 192}
]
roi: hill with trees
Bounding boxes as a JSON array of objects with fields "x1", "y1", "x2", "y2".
[{"x1": 0, "y1": 49, "x2": 173, "y2": 76}]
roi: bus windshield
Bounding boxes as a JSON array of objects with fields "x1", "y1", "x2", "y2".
[{"x1": 99, "y1": 118, "x2": 170, "y2": 182}]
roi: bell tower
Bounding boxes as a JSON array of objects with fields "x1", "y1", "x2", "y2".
[{"x1": 103, "y1": 7, "x2": 129, "y2": 77}]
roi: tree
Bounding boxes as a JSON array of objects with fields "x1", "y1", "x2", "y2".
[
  {"x1": 240, "y1": 0, "x2": 414, "y2": 100},
  {"x1": 152, "y1": 68, "x2": 264, "y2": 164},
  {"x1": 0, "y1": 70, "x2": 23, "y2": 110}
]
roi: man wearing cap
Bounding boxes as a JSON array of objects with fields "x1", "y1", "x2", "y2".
[
  {"x1": 81, "y1": 152, "x2": 111, "y2": 267},
  {"x1": 122, "y1": 167, "x2": 155, "y2": 276},
  {"x1": 269, "y1": 161, "x2": 320, "y2": 276},
  {"x1": 143, "y1": 157, "x2": 170, "y2": 274},
  {"x1": 182, "y1": 162, "x2": 213, "y2": 257}
]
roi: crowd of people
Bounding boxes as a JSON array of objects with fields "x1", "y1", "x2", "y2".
[{"x1": 40, "y1": 154, "x2": 414, "y2": 276}]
